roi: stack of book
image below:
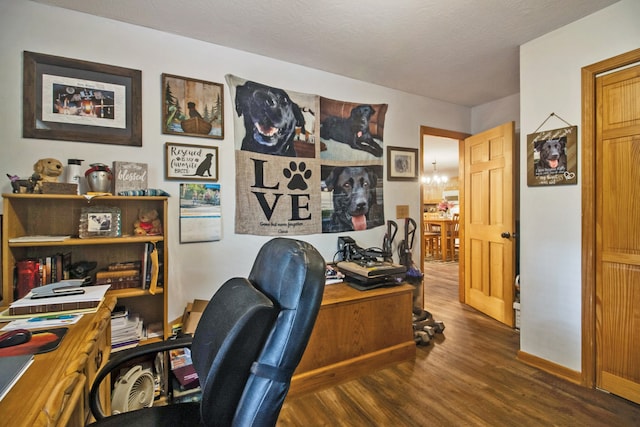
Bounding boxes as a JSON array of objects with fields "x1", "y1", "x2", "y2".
[
  {"x1": 13, "y1": 252, "x2": 72, "y2": 299},
  {"x1": 95, "y1": 261, "x2": 141, "y2": 290},
  {"x1": 111, "y1": 309, "x2": 143, "y2": 352},
  {"x1": 169, "y1": 347, "x2": 200, "y2": 403}
]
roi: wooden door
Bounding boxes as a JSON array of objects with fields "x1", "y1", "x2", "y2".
[
  {"x1": 463, "y1": 122, "x2": 516, "y2": 325},
  {"x1": 595, "y1": 63, "x2": 640, "y2": 404}
]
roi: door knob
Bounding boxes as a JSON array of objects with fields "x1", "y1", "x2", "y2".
[{"x1": 501, "y1": 232, "x2": 511, "y2": 239}]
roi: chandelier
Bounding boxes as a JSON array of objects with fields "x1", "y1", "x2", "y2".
[{"x1": 422, "y1": 161, "x2": 448, "y2": 186}]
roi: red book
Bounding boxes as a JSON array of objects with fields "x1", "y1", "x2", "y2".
[{"x1": 15, "y1": 260, "x2": 40, "y2": 299}]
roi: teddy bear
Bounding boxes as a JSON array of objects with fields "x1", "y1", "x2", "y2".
[
  {"x1": 32, "y1": 158, "x2": 64, "y2": 193},
  {"x1": 133, "y1": 209, "x2": 162, "y2": 236}
]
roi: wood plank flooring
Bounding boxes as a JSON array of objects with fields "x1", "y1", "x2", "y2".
[{"x1": 277, "y1": 261, "x2": 640, "y2": 426}]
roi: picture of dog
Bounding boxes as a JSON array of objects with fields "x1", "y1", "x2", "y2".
[
  {"x1": 534, "y1": 137, "x2": 567, "y2": 174},
  {"x1": 323, "y1": 166, "x2": 381, "y2": 232},
  {"x1": 234, "y1": 80, "x2": 306, "y2": 157},
  {"x1": 320, "y1": 105, "x2": 383, "y2": 157},
  {"x1": 191, "y1": 153, "x2": 214, "y2": 177}
]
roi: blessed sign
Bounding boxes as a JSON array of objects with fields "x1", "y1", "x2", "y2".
[{"x1": 113, "y1": 161, "x2": 148, "y2": 194}]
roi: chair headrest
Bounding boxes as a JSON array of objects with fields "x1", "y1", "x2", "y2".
[{"x1": 248, "y1": 238, "x2": 325, "y2": 310}]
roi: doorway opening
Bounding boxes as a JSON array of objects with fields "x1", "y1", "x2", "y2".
[{"x1": 419, "y1": 126, "x2": 469, "y2": 308}]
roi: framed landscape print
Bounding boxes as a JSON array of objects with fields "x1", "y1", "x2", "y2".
[
  {"x1": 23, "y1": 51, "x2": 142, "y2": 146},
  {"x1": 162, "y1": 74, "x2": 224, "y2": 139}
]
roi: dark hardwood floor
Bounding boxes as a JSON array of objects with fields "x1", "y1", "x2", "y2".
[{"x1": 277, "y1": 261, "x2": 640, "y2": 426}]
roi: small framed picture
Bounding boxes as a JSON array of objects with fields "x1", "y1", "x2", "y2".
[
  {"x1": 387, "y1": 146, "x2": 419, "y2": 181},
  {"x1": 165, "y1": 142, "x2": 218, "y2": 181},
  {"x1": 79, "y1": 206, "x2": 122, "y2": 238},
  {"x1": 162, "y1": 74, "x2": 224, "y2": 139}
]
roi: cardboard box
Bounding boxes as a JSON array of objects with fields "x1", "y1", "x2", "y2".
[{"x1": 182, "y1": 299, "x2": 209, "y2": 335}]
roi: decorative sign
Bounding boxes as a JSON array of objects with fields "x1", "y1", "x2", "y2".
[
  {"x1": 527, "y1": 125, "x2": 578, "y2": 186},
  {"x1": 165, "y1": 142, "x2": 218, "y2": 181},
  {"x1": 113, "y1": 161, "x2": 148, "y2": 195}
]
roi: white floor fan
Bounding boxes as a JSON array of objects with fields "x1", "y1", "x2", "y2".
[{"x1": 111, "y1": 365, "x2": 155, "y2": 414}]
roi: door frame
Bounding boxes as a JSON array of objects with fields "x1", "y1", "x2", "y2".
[
  {"x1": 581, "y1": 47, "x2": 640, "y2": 388},
  {"x1": 420, "y1": 126, "x2": 470, "y2": 303}
]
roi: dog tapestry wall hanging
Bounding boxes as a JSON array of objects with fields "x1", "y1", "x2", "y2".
[
  {"x1": 162, "y1": 74, "x2": 224, "y2": 139},
  {"x1": 319, "y1": 97, "x2": 388, "y2": 161},
  {"x1": 226, "y1": 74, "x2": 386, "y2": 235},
  {"x1": 527, "y1": 124, "x2": 578, "y2": 187}
]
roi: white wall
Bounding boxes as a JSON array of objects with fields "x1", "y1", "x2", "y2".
[
  {"x1": 471, "y1": 93, "x2": 520, "y2": 134},
  {"x1": 0, "y1": 1, "x2": 470, "y2": 321},
  {"x1": 519, "y1": 0, "x2": 640, "y2": 371}
]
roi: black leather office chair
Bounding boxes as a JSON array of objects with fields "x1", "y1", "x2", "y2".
[{"x1": 88, "y1": 238, "x2": 326, "y2": 427}]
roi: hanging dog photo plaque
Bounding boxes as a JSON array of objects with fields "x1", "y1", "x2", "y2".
[{"x1": 527, "y1": 125, "x2": 577, "y2": 186}]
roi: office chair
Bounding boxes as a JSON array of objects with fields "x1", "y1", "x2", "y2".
[{"x1": 88, "y1": 237, "x2": 326, "y2": 427}]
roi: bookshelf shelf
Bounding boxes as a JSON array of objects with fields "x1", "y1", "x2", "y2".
[
  {"x1": 1, "y1": 193, "x2": 170, "y2": 341},
  {"x1": 8, "y1": 235, "x2": 164, "y2": 247}
]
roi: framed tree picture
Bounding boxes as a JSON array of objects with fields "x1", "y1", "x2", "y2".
[
  {"x1": 162, "y1": 74, "x2": 224, "y2": 139},
  {"x1": 23, "y1": 51, "x2": 142, "y2": 146},
  {"x1": 387, "y1": 146, "x2": 419, "y2": 181}
]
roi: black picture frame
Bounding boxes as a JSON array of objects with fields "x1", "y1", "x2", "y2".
[
  {"x1": 387, "y1": 146, "x2": 419, "y2": 181},
  {"x1": 23, "y1": 51, "x2": 142, "y2": 146}
]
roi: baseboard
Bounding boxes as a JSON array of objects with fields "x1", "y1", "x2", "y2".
[
  {"x1": 288, "y1": 342, "x2": 416, "y2": 397},
  {"x1": 516, "y1": 350, "x2": 582, "y2": 385}
]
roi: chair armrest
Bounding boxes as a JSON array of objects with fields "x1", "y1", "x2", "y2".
[{"x1": 89, "y1": 336, "x2": 193, "y2": 420}]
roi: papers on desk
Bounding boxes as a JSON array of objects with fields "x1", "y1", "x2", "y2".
[
  {"x1": 0, "y1": 285, "x2": 110, "y2": 320},
  {"x1": 0, "y1": 355, "x2": 34, "y2": 401},
  {"x1": 0, "y1": 314, "x2": 82, "y2": 332}
]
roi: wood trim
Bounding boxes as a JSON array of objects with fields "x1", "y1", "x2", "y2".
[
  {"x1": 289, "y1": 342, "x2": 416, "y2": 397},
  {"x1": 581, "y1": 48, "x2": 640, "y2": 388},
  {"x1": 419, "y1": 126, "x2": 471, "y2": 305},
  {"x1": 517, "y1": 350, "x2": 582, "y2": 385}
]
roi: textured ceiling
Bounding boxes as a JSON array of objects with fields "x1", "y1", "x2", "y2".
[{"x1": 33, "y1": 0, "x2": 618, "y2": 107}]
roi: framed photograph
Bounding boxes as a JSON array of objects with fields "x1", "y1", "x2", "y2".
[
  {"x1": 165, "y1": 142, "x2": 218, "y2": 181},
  {"x1": 179, "y1": 183, "x2": 221, "y2": 243},
  {"x1": 79, "y1": 206, "x2": 122, "y2": 238},
  {"x1": 23, "y1": 51, "x2": 142, "y2": 146},
  {"x1": 162, "y1": 73, "x2": 224, "y2": 139},
  {"x1": 527, "y1": 125, "x2": 578, "y2": 186},
  {"x1": 387, "y1": 146, "x2": 419, "y2": 181}
]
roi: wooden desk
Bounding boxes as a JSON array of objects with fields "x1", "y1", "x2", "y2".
[
  {"x1": 0, "y1": 297, "x2": 116, "y2": 427},
  {"x1": 289, "y1": 283, "x2": 415, "y2": 397},
  {"x1": 424, "y1": 218, "x2": 455, "y2": 261}
]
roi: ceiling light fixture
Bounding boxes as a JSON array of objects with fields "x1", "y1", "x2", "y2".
[{"x1": 422, "y1": 160, "x2": 448, "y2": 186}]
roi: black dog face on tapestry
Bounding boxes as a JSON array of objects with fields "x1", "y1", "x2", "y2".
[
  {"x1": 320, "y1": 104, "x2": 383, "y2": 157},
  {"x1": 235, "y1": 80, "x2": 306, "y2": 157},
  {"x1": 534, "y1": 137, "x2": 567, "y2": 173},
  {"x1": 323, "y1": 166, "x2": 378, "y2": 232}
]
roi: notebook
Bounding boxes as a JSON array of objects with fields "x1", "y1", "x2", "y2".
[{"x1": 0, "y1": 355, "x2": 34, "y2": 401}]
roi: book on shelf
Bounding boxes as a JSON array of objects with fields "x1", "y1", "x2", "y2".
[
  {"x1": 8, "y1": 235, "x2": 71, "y2": 243},
  {"x1": 96, "y1": 269, "x2": 140, "y2": 279},
  {"x1": 0, "y1": 355, "x2": 34, "y2": 401},
  {"x1": 107, "y1": 261, "x2": 142, "y2": 271},
  {"x1": 14, "y1": 252, "x2": 72, "y2": 299}
]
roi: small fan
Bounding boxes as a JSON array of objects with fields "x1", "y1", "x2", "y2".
[{"x1": 111, "y1": 365, "x2": 155, "y2": 414}]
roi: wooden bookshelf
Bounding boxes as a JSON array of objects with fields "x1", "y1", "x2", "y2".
[{"x1": 1, "y1": 194, "x2": 169, "y2": 340}]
